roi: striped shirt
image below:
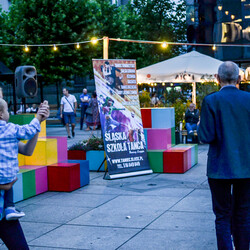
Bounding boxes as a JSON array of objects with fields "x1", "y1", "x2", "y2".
[{"x1": 0, "y1": 118, "x2": 41, "y2": 184}]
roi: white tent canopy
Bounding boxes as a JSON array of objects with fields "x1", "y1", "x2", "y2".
[{"x1": 137, "y1": 51, "x2": 223, "y2": 83}]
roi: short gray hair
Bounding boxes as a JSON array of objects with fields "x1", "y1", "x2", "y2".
[{"x1": 218, "y1": 61, "x2": 239, "y2": 84}]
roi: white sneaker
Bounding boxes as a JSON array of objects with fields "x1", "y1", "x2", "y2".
[{"x1": 5, "y1": 207, "x2": 25, "y2": 220}]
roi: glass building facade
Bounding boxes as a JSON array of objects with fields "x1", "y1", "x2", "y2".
[{"x1": 186, "y1": 0, "x2": 250, "y2": 63}]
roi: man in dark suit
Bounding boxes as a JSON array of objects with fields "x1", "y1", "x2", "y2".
[{"x1": 198, "y1": 61, "x2": 250, "y2": 250}]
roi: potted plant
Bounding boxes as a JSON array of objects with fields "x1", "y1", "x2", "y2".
[
  {"x1": 82, "y1": 136, "x2": 105, "y2": 171},
  {"x1": 68, "y1": 142, "x2": 87, "y2": 160},
  {"x1": 68, "y1": 135, "x2": 106, "y2": 171}
]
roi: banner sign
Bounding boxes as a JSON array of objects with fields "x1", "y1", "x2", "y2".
[{"x1": 92, "y1": 59, "x2": 152, "y2": 179}]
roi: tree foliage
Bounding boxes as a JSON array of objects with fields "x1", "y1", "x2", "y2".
[
  {"x1": 123, "y1": 0, "x2": 186, "y2": 68},
  {"x1": 0, "y1": 0, "x2": 186, "y2": 85}
]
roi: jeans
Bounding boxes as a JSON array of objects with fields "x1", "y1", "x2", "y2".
[
  {"x1": 63, "y1": 112, "x2": 76, "y2": 125},
  {"x1": 80, "y1": 105, "x2": 88, "y2": 129},
  {"x1": 186, "y1": 123, "x2": 198, "y2": 142},
  {"x1": 208, "y1": 178, "x2": 250, "y2": 250},
  {"x1": 4, "y1": 187, "x2": 14, "y2": 208},
  {"x1": 0, "y1": 219, "x2": 29, "y2": 249}
]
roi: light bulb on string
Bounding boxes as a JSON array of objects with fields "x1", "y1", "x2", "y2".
[
  {"x1": 225, "y1": 11, "x2": 229, "y2": 15},
  {"x1": 161, "y1": 42, "x2": 168, "y2": 48},
  {"x1": 76, "y1": 43, "x2": 80, "y2": 49},
  {"x1": 53, "y1": 44, "x2": 58, "y2": 51},
  {"x1": 24, "y1": 45, "x2": 29, "y2": 52},
  {"x1": 218, "y1": 5, "x2": 222, "y2": 11},
  {"x1": 212, "y1": 44, "x2": 216, "y2": 51},
  {"x1": 162, "y1": 83, "x2": 165, "y2": 86},
  {"x1": 91, "y1": 37, "x2": 98, "y2": 45},
  {"x1": 231, "y1": 15, "x2": 235, "y2": 20}
]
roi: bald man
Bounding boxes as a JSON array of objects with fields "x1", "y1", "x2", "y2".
[{"x1": 198, "y1": 61, "x2": 250, "y2": 250}]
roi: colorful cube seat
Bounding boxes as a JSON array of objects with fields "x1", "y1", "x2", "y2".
[
  {"x1": 174, "y1": 144, "x2": 198, "y2": 167},
  {"x1": 13, "y1": 172, "x2": 23, "y2": 203},
  {"x1": 147, "y1": 128, "x2": 172, "y2": 150},
  {"x1": 163, "y1": 148, "x2": 191, "y2": 173},
  {"x1": 20, "y1": 166, "x2": 48, "y2": 195},
  {"x1": 151, "y1": 108, "x2": 174, "y2": 129},
  {"x1": 147, "y1": 150, "x2": 164, "y2": 173},
  {"x1": 48, "y1": 163, "x2": 81, "y2": 192},
  {"x1": 19, "y1": 169, "x2": 36, "y2": 200},
  {"x1": 47, "y1": 136, "x2": 68, "y2": 162},
  {"x1": 38, "y1": 120, "x2": 47, "y2": 138},
  {"x1": 9, "y1": 114, "x2": 35, "y2": 125},
  {"x1": 171, "y1": 127, "x2": 176, "y2": 146},
  {"x1": 9, "y1": 114, "x2": 46, "y2": 138},
  {"x1": 61, "y1": 160, "x2": 90, "y2": 187},
  {"x1": 22, "y1": 138, "x2": 58, "y2": 165},
  {"x1": 143, "y1": 129, "x2": 148, "y2": 149},
  {"x1": 141, "y1": 108, "x2": 152, "y2": 128},
  {"x1": 18, "y1": 154, "x2": 25, "y2": 167}
]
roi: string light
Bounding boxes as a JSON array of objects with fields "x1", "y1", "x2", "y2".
[
  {"x1": 91, "y1": 37, "x2": 98, "y2": 44},
  {"x1": 212, "y1": 44, "x2": 216, "y2": 51},
  {"x1": 161, "y1": 42, "x2": 168, "y2": 48},
  {"x1": 2, "y1": 37, "x2": 250, "y2": 51},
  {"x1": 76, "y1": 43, "x2": 80, "y2": 49},
  {"x1": 231, "y1": 15, "x2": 235, "y2": 20},
  {"x1": 162, "y1": 83, "x2": 165, "y2": 86},
  {"x1": 225, "y1": 11, "x2": 229, "y2": 15},
  {"x1": 218, "y1": 5, "x2": 222, "y2": 11},
  {"x1": 24, "y1": 45, "x2": 29, "y2": 52}
]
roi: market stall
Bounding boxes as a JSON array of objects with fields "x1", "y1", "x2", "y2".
[{"x1": 137, "y1": 51, "x2": 224, "y2": 104}]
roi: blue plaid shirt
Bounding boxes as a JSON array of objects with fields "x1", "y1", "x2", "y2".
[{"x1": 0, "y1": 118, "x2": 41, "y2": 184}]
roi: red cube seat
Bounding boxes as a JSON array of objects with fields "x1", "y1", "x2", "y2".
[
  {"x1": 163, "y1": 148, "x2": 190, "y2": 173},
  {"x1": 48, "y1": 163, "x2": 80, "y2": 192}
]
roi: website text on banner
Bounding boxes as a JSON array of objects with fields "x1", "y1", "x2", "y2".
[{"x1": 92, "y1": 59, "x2": 152, "y2": 178}]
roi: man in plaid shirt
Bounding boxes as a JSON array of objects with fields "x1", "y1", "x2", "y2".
[{"x1": 0, "y1": 98, "x2": 46, "y2": 220}]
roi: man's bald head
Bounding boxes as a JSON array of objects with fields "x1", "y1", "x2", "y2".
[{"x1": 217, "y1": 61, "x2": 240, "y2": 85}]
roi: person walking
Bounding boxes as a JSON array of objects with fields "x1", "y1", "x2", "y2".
[
  {"x1": 85, "y1": 92, "x2": 100, "y2": 131},
  {"x1": 80, "y1": 88, "x2": 90, "y2": 130},
  {"x1": 60, "y1": 88, "x2": 77, "y2": 138},
  {"x1": 198, "y1": 61, "x2": 250, "y2": 250}
]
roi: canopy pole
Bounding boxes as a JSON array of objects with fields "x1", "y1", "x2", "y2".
[
  {"x1": 103, "y1": 37, "x2": 109, "y2": 59},
  {"x1": 192, "y1": 82, "x2": 196, "y2": 105}
]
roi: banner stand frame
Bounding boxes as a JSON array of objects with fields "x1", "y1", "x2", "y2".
[
  {"x1": 97, "y1": 156, "x2": 153, "y2": 180},
  {"x1": 104, "y1": 169, "x2": 153, "y2": 180},
  {"x1": 97, "y1": 157, "x2": 106, "y2": 172}
]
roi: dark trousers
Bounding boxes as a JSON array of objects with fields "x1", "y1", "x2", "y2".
[
  {"x1": 80, "y1": 105, "x2": 88, "y2": 129},
  {"x1": 208, "y1": 178, "x2": 250, "y2": 250},
  {"x1": 4, "y1": 187, "x2": 14, "y2": 208},
  {"x1": 0, "y1": 219, "x2": 29, "y2": 249}
]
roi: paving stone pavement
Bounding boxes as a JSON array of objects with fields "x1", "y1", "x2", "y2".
[{"x1": 0, "y1": 126, "x2": 217, "y2": 250}]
